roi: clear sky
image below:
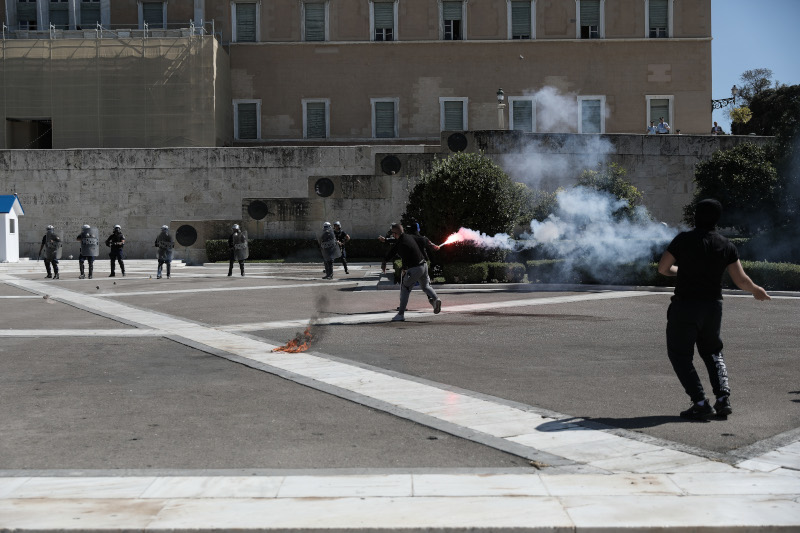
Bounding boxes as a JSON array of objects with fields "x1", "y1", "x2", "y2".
[{"x1": 712, "y1": 0, "x2": 800, "y2": 132}]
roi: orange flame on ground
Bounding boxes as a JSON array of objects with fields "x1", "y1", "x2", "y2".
[
  {"x1": 440, "y1": 232, "x2": 466, "y2": 247},
  {"x1": 272, "y1": 327, "x2": 313, "y2": 353}
]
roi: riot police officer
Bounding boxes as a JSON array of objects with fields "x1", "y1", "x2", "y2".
[
  {"x1": 105, "y1": 224, "x2": 126, "y2": 277},
  {"x1": 38, "y1": 225, "x2": 62, "y2": 279},
  {"x1": 228, "y1": 224, "x2": 248, "y2": 276},
  {"x1": 76, "y1": 224, "x2": 99, "y2": 279},
  {"x1": 155, "y1": 225, "x2": 174, "y2": 279}
]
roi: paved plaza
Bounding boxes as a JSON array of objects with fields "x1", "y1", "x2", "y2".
[{"x1": 1, "y1": 259, "x2": 799, "y2": 531}]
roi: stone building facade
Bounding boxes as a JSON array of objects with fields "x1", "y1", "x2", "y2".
[{"x1": 1, "y1": 0, "x2": 712, "y2": 147}]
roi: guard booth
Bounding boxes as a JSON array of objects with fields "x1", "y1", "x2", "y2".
[{"x1": 0, "y1": 194, "x2": 25, "y2": 262}]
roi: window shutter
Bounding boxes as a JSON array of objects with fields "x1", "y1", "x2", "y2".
[
  {"x1": 17, "y1": 3, "x2": 37, "y2": 27},
  {"x1": 375, "y1": 102, "x2": 395, "y2": 138},
  {"x1": 373, "y1": 2, "x2": 394, "y2": 30},
  {"x1": 649, "y1": 0, "x2": 668, "y2": 35},
  {"x1": 306, "y1": 102, "x2": 327, "y2": 138},
  {"x1": 581, "y1": 99, "x2": 601, "y2": 133},
  {"x1": 81, "y1": 3, "x2": 101, "y2": 27},
  {"x1": 649, "y1": 99, "x2": 669, "y2": 123},
  {"x1": 236, "y1": 3, "x2": 257, "y2": 42},
  {"x1": 511, "y1": 1, "x2": 531, "y2": 39},
  {"x1": 443, "y1": 1, "x2": 463, "y2": 21},
  {"x1": 305, "y1": 3, "x2": 325, "y2": 41},
  {"x1": 443, "y1": 101, "x2": 464, "y2": 130},
  {"x1": 512, "y1": 100, "x2": 533, "y2": 132},
  {"x1": 49, "y1": 5, "x2": 69, "y2": 29},
  {"x1": 143, "y1": 2, "x2": 164, "y2": 28},
  {"x1": 580, "y1": 0, "x2": 600, "y2": 26},
  {"x1": 237, "y1": 103, "x2": 258, "y2": 140}
]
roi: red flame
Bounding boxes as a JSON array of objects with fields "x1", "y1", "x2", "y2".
[
  {"x1": 440, "y1": 232, "x2": 466, "y2": 247},
  {"x1": 273, "y1": 327, "x2": 313, "y2": 353}
]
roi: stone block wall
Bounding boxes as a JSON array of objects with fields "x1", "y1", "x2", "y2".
[{"x1": 2, "y1": 133, "x2": 769, "y2": 263}]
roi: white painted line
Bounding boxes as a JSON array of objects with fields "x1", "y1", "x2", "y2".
[
  {"x1": 92, "y1": 280, "x2": 357, "y2": 298},
  {"x1": 0, "y1": 329, "x2": 162, "y2": 337},
  {"x1": 224, "y1": 291, "x2": 656, "y2": 331}
]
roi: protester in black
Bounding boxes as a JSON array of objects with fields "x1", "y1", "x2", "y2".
[
  {"x1": 381, "y1": 223, "x2": 442, "y2": 322},
  {"x1": 658, "y1": 199, "x2": 770, "y2": 420}
]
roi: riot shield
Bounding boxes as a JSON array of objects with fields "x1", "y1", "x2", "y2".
[
  {"x1": 233, "y1": 231, "x2": 249, "y2": 261},
  {"x1": 43, "y1": 230, "x2": 63, "y2": 260},
  {"x1": 156, "y1": 233, "x2": 174, "y2": 262},
  {"x1": 320, "y1": 228, "x2": 342, "y2": 260},
  {"x1": 80, "y1": 227, "x2": 100, "y2": 257}
]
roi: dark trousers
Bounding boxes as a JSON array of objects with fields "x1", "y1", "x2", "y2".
[
  {"x1": 228, "y1": 252, "x2": 244, "y2": 275},
  {"x1": 78, "y1": 255, "x2": 95, "y2": 276},
  {"x1": 44, "y1": 258, "x2": 59, "y2": 275},
  {"x1": 110, "y1": 251, "x2": 125, "y2": 274},
  {"x1": 666, "y1": 299, "x2": 730, "y2": 403},
  {"x1": 158, "y1": 260, "x2": 171, "y2": 277},
  {"x1": 337, "y1": 248, "x2": 348, "y2": 272}
]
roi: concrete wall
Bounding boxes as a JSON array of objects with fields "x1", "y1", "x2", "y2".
[
  {"x1": 2, "y1": 133, "x2": 768, "y2": 263},
  {"x1": 0, "y1": 35, "x2": 228, "y2": 149}
]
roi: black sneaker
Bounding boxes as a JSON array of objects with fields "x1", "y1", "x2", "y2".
[
  {"x1": 433, "y1": 299, "x2": 442, "y2": 314},
  {"x1": 714, "y1": 396, "x2": 733, "y2": 417},
  {"x1": 680, "y1": 401, "x2": 715, "y2": 421},
  {"x1": 45, "y1": 274, "x2": 52, "y2": 278},
  {"x1": 109, "y1": 273, "x2": 115, "y2": 277}
]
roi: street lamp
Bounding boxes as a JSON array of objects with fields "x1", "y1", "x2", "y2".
[
  {"x1": 497, "y1": 88, "x2": 506, "y2": 129},
  {"x1": 711, "y1": 85, "x2": 739, "y2": 111}
]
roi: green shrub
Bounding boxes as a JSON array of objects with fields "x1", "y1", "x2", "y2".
[
  {"x1": 724, "y1": 261, "x2": 800, "y2": 291},
  {"x1": 486, "y1": 262, "x2": 526, "y2": 283},
  {"x1": 525, "y1": 259, "x2": 580, "y2": 284},
  {"x1": 441, "y1": 262, "x2": 489, "y2": 284}
]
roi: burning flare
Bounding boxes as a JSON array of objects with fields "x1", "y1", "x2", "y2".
[
  {"x1": 272, "y1": 327, "x2": 314, "y2": 353},
  {"x1": 440, "y1": 230, "x2": 467, "y2": 247}
]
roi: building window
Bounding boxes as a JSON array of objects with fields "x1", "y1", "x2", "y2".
[
  {"x1": 50, "y1": 0, "x2": 70, "y2": 30},
  {"x1": 17, "y1": 0, "x2": 38, "y2": 31},
  {"x1": 577, "y1": 0, "x2": 603, "y2": 39},
  {"x1": 646, "y1": 95, "x2": 673, "y2": 131},
  {"x1": 508, "y1": 1, "x2": 533, "y2": 40},
  {"x1": 441, "y1": 1, "x2": 464, "y2": 41},
  {"x1": 9, "y1": 218, "x2": 16, "y2": 234},
  {"x1": 233, "y1": 100, "x2": 261, "y2": 140},
  {"x1": 646, "y1": 0, "x2": 671, "y2": 38},
  {"x1": 233, "y1": 2, "x2": 259, "y2": 42},
  {"x1": 440, "y1": 97, "x2": 468, "y2": 131},
  {"x1": 577, "y1": 95, "x2": 605, "y2": 133},
  {"x1": 303, "y1": 99, "x2": 330, "y2": 139},
  {"x1": 140, "y1": 2, "x2": 166, "y2": 30},
  {"x1": 371, "y1": 1, "x2": 396, "y2": 41},
  {"x1": 81, "y1": 0, "x2": 102, "y2": 29},
  {"x1": 509, "y1": 97, "x2": 535, "y2": 132},
  {"x1": 372, "y1": 98, "x2": 398, "y2": 138},
  {"x1": 302, "y1": 2, "x2": 328, "y2": 42}
]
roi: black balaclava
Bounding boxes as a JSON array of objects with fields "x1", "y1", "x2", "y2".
[{"x1": 694, "y1": 199, "x2": 722, "y2": 231}]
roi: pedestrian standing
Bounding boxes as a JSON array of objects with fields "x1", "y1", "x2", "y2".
[
  {"x1": 333, "y1": 221, "x2": 350, "y2": 274},
  {"x1": 38, "y1": 225, "x2": 62, "y2": 279},
  {"x1": 155, "y1": 225, "x2": 174, "y2": 279},
  {"x1": 656, "y1": 117, "x2": 671, "y2": 134},
  {"x1": 105, "y1": 225, "x2": 126, "y2": 277},
  {"x1": 658, "y1": 199, "x2": 770, "y2": 420},
  {"x1": 381, "y1": 223, "x2": 442, "y2": 322}
]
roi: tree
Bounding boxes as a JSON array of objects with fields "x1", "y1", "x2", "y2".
[
  {"x1": 684, "y1": 143, "x2": 780, "y2": 235},
  {"x1": 576, "y1": 163, "x2": 644, "y2": 220},
  {"x1": 402, "y1": 152, "x2": 524, "y2": 243},
  {"x1": 737, "y1": 68, "x2": 774, "y2": 107}
]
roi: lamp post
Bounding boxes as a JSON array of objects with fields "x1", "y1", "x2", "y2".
[
  {"x1": 497, "y1": 88, "x2": 506, "y2": 129},
  {"x1": 711, "y1": 85, "x2": 739, "y2": 111}
]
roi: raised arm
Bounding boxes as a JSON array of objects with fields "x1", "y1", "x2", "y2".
[{"x1": 727, "y1": 260, "x2": 771, "y2": 301}]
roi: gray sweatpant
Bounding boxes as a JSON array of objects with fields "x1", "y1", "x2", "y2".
[{"x1": 399, "y1": 262, "x2": 438, "y2": 313}]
